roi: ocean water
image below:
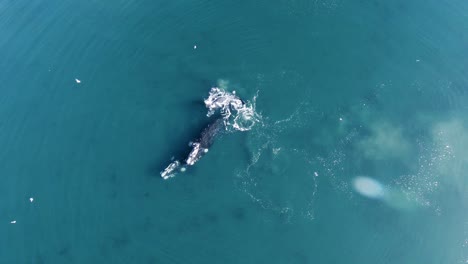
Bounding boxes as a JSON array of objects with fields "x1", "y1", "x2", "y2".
[{"x1": 1, "y1": 0, "x2": 468, "y2": 263}]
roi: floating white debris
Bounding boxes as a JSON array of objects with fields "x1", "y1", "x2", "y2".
[
  {"x1": 193, "y1": 45, "x2": 197, "y2": 49},
  {"x1": 353, "y1": 176, "x2": 385, "y2": 199},
  {"x1": 75, "y1": 78, "x2": 81, "y2": 84},
  {"x1": 10, "y1": 220, "x2": 16, "y2": 224},
  {"x1": 416, "y1": 59, "x2": 420, "y2": 62},
  {"x1": 314, "y1": 172, "x2": 319, "y2": 177},
  {"x1": 29, "y1": 197, "x2": 34, "y2": 203},
  {"x1": 339, "y1": 117, "x2": 343, "y2": 121}
]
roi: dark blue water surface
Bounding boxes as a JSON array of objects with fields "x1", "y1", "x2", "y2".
[{"x1": 1, "y1": 0, "x2": 467, "y2": 263}]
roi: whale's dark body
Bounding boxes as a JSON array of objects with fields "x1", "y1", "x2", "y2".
[
  {"x1": 198, "y1": 118, "x2": 225, "y2": 149},
  {"x1": 160, "y1": 117, "x2": 225, "y2": 179},
  {"x1": 185, "y1": 118, "x2": 225, "y2": 165}
]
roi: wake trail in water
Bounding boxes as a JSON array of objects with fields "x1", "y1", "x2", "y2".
[{"x1": 235, "y1": 102, "x2": 324, "y2": 221}]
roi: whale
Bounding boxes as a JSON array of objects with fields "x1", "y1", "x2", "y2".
[
  {"x1": 160, "y1": 117, "x2": 226, "y2": 179},
  {"x1": 160, "y1": 87, "x2": 256, "y2": 180},
  {"x1": 186, "y1": 118, "x2": 225, "y2": 165}
]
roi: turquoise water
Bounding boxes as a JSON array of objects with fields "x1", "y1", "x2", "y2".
[{"x1": 1, "y1": 0, "x2": 468, "y2": 263}]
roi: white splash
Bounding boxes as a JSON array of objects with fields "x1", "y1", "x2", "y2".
[{"x1": 204, "y1": 87, "x2": 260, "y2": 131}]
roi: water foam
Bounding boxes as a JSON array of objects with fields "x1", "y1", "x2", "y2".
[{"x1": 204, "y1": 87, "x2": 261, "y2": 132}]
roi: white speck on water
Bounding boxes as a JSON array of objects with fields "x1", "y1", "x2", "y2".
[
  {"x1": 314, "y1": 172, "x2": 319, "y2": 177},
  {"x1": 10, "y1": 220, "x2": 16, "y2": 224},
  {"x1": 416, "y1": 59, "x2": 420, "y2": 62},
  {"x1": 29, "y1": 197, "x2": 34, "y2": 203},
  {"x1": 193, "y1": 45, "x2": 197, "y2": 49},
  {"x1": 75, "y1": 78, "x2": 81, "y2": 84},
  {"x1": 339, "y1": 117, "x2": 343, "y2": 121}
]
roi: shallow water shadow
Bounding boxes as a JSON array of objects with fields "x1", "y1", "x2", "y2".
[
  {"x1": 34, "y1": 254, "x2": 45, "y2": 264},
  {"x1": 57, "y1": 245, "x2": 73, "y2": 262},
  {"x1": 231, "y1": 207, "x2": 246, "y2": 221},
  {"x1": 109, "y1": 232, "x2": 131, "y2": 250},
  {"x1": 203, "y1": 211, "x2": 219, "y2": 224},
  {"x1": 176, "y1": 215, "x2": 202, "y2": 234},
  {"x1": 57, "y1": 247, "x2": 69, "y2": 256}
]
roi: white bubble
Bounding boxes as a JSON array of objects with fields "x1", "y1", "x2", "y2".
[
  {"x1": 193, "y1": 45, "x2": 197, "y2": 49},
  {"x1": 10, "y1": 220, "x2": 16, "y2": 224},
  {"x1": 75, "y1": 78, "x2": 81, "y2": 84},
  {"x1": 353, "y1": 176, "x2": 385, "y2": 199},
  {"x1": 29, "y1": 197, "x2": 34, "y2": 203}
]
